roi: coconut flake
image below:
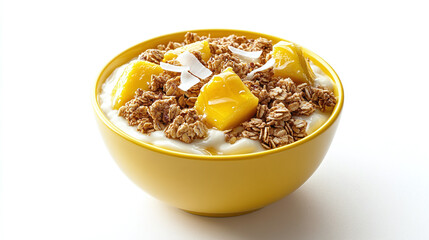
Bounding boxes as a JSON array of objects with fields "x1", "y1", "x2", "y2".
[
  {"x1": 228, "y1": 46, "x2": 262, "y2": 62},
  {"x1": 160, "y1": 62, "x2": 189, "y2": 72},
  {"x1": 176, "y1": 51, "x2": 212, "y2": 79},
  {"x1": 245, "y1": 58, "x2": 275, "y2": 80},
  {"x1": 159, "y1": 61, "x2": 197, "y2": 91},
  {"x1": 161, "y1": 51, "x2": 213, "y2": 91},
  {"x1": 178, "y1": 70, "x2": 201, "y2": 91}
]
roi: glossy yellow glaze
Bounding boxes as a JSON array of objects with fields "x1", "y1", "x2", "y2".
[
  {"x1": 92, "y1": 29, "x2": 344, "y2": 217},
  {"x1": 111, "y1": 60, "x2": 163, "y2": 109},
  {"x1": 272, "y1": 41, "x2": 316, "y2": 84},
  {"x1": 195, "y1": 67, "x2": 259, "y2": 130},
  {"x1": 163, "y1": 40, "x2": 211, "y2": 62}
]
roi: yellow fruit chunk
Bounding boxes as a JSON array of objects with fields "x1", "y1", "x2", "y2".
[
  {"x1": 272, "y1": 41, "x2": 315, "y2": 84},
  {"x1": 195, "y1": 67, "x2": 259, "y2": 130},
  {"x1": 111, "y1": 60, "x2": 163, "y2": 109},
  {"x1": 163, "y1": 40, "x2": 211, "y2": 62}
]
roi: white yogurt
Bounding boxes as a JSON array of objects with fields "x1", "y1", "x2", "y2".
[
  {"x1": 295, "y1": 109, "x2": 331, "y2": 133},
  {"x1": 99, "y1": 61, "x2": 334, "y2": 155},
  {"x1": 311, "y1": 63, "x2": 335, "y2": 92}
]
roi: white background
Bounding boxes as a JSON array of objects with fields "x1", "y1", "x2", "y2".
[{"x1": 1, "y1": 0, "x2": 428, "y2": 239}]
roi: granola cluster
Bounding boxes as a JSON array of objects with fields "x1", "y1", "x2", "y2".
[
  {"x1": 118, "y1": 32, "x2": 336, "y2": 149},
  {"x1": 226, "y1": 77, "x2": 336, "y2": 149}
]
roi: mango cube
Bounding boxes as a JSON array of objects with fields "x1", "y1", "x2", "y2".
[
  {"x1": 195, "y1": 67, "x2": 259, "y2": 130},
  {"x1": 111, "y1": 60, "x2": 163, "y2": 109},
  {"x1": 163, "y1": 40, "x2": 212, "y2": 62},
  {"x1": 272, "y1": 41, "x2": 315, "y2": 84}
]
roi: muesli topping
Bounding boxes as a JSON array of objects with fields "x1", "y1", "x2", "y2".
[{"x1": 117, "y1": 32, "x2": 337, "y2": 149}]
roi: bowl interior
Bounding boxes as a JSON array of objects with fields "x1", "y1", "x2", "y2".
[{"x1": 93, "y1": 29, "x2": 344, "y2": 160}]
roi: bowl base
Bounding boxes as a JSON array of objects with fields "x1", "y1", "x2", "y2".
[{"x1": 182, "y1": 208, "x2": 262, "y2": 218}]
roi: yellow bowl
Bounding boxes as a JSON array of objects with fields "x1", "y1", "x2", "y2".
[{"x1": 92, "y1": 29, "x2": 344, "y2": 217}]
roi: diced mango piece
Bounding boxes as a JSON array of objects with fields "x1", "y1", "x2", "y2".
[
  {"x1": 272, "y1": 41, "x2": 315, "y2": 84},
  {"x1": 195, "y1": 67, "x2": 258, "y2": 130},
  {"x1": 111, "y1": 60, "x2": 163, "y2": 109},
  {"x1": 163, "y1": 40, "x2": 212, "y2": 62}
]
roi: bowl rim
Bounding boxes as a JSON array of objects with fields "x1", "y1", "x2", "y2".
[{"x1": 92, "y1": 28, "x2": 344, "y2": 161}]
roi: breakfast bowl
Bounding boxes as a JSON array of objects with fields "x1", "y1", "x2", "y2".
[{"x1": 92, "y1": 29, "x2": 344, "y2": 217}]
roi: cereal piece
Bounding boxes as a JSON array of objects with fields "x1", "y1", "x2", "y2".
[
  {"x1": 269, "y1": 87, "x2": 288, "y2": 101},
  {"x1": 296, "y1": 101, "x2": 315, "y2": 116},
  {"x1": 243, "y1": 118, "x2": 266, "y2": 132},
  {"x1": 276, "y1": 78, "x2": 298, "y2": 93},
  {"x1": 138, "y1": 49, "x2": 165, "y2": 64},
  {"x1": 255, "y1": 87, "x2": 271, "y2": 105},
  {"x1": 184, "y1": 32, "x2": 202, "y2": 45},
  {"x1": 207, "y1": 53, "x2": 248, "y2": 79},
  {"x1": 137, "y1": 118, "x2": 155, "y2": 134},
  {"x1": 148, "y1": 99, "x2": 181, "y2": 127},
  {"x1": 266, "y1": 103, "x2": 291, "y2": 123},
  {"x1": 118, "y1": 89, "x2": 161, "y2": 122},
  {"x1": 164, "y1": 109, "x2": 208, "y2": 143},
  {"x1": 164, "y1": 76, "x2": 183, "y2": 96},
  {"x1": 299, "y1": 83, "x2": 337, "y2": 111},
  {"x1": 256, "y1": 104, "x2": 269, "y2": 119},
  {"x1": 134, "y1": 89, "x2": 162, "y2": 106},
  {"x1": 288, "y1": 118, "x2": 308, "y2": 140},
  {"x1": 251, "y1": 37, "x2": 273, "y2": 53},
  {"x1": 224, "y1": 126, "x2": 244, "y2": 144},
  {"x1": 149, "y1": 72, "x2": 174, "y2": 91},
  {"x1": 158, "y1": 41, "x2": 182, "y2": 51}
]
